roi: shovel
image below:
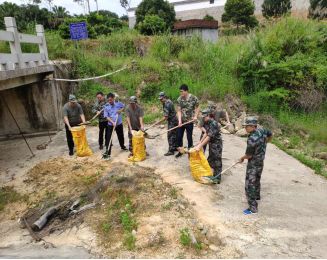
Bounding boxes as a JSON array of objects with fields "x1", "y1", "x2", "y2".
[
  {"x1": 201, "y1": 161, "x2": 240, "y2": 183},
  {"x1": 79, "y1": 108, "x2": 104, "y2": 126},
  {"x1": 152, "y1": 119, "x2": 196, "y2": 138},
  {"x1": 102, "y1": 116, "x2": 119, "y2": 160},
  {"x1": 143, "y1": 118, "x2": 166, "y2": 132}
]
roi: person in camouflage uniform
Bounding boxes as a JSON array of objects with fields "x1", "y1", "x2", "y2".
[
  {"x1": 175, "y1": 84, "x2": 199, "y2": 158},
  {"x1": 197, "y1": 102, "x2": 230, "y2": 153},
  {"x1": 195, "y1": 109, "x2": 223, "y2": 184},
  {"x1": 158, "y1": 92, "x2": 178, "y2": 156},
  {"x1": 239, "y1": 116, "x2": 273, "y2": 215},
  {"x1": 92, "y1": 92, "x2": 107, "y2": 150}
]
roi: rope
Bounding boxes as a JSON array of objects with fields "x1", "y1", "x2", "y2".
[{"x1": 50, "y1": 66, "x2": 128, "y2": 82}]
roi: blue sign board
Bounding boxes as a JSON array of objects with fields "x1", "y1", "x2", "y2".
[{"x1": 69, "y1": 22, "x2": 88, "y2": 40}]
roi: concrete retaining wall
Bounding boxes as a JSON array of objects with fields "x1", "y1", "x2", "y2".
[{"x1": 0, "y1": 61, "x2": 75, "y2": 138}]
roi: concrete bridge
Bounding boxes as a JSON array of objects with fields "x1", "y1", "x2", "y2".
[{"x1": 0, "y1": 17, "x2": 72, "y2": 140}]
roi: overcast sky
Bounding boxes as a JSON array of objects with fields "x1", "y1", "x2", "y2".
[{"x1": 0, "y1": 0, "x2": 142, "y2": 16}]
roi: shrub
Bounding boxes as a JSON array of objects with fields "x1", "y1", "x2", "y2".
[
  {"x1": 262, "y1": 0, "x2": 292, "y2": 19},
  {"x1": 238, "y1": 17, "x2": 327, "y2": 111},
  {"x1": 222, "y1": 0, "x2": 258, "y2": 29},
  {"x1": 309, "y1": 0, "x2": 327, "y2": 20},
  {"x1": 138, "y1": 15, "x2": 167, "y2": 35},
  {"x1": 203, "y1": 14, "x2": 215, "y2": 21},
  {"x1": 135, "y1": 0, "x2": 176, "y2": 30},
  {"x1": 243, "y1": 88, "x2": 290, "y2": 114}
]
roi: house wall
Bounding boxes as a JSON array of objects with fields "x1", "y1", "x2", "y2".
[
  {"x1": 128, "y1": 0, "x2": 310, "y2": 28},
  {"x1": 173, "y1": 28, "x2": 218, "y2": 43}
]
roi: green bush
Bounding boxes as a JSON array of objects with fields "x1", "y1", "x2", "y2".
[
  {"x1": 135, "y1": 0, "x2": 176, "y2": 30},
  {"x1": 309, "y1": 0, "x2": 327, "y2": 20},
  {"x1": 243, "y1": 88, "x2": 290, "y2": 114},
  {"x1": 238, "y1": 17, "x2": 327, "y2": 110},
  {"x1": 203, "y1": 14, "x2": 215, "y2": 21},
  {"x1": 222, "y1": 0, "x2": 258, "y2": 29},
  {"x1": 138, "y1": 15, "x2": 167, "y2": 35},
  {"x1": 262, "y1": 0, "x2": 292, "y2": 18}
]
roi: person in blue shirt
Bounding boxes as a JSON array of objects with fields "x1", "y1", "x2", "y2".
[{"x1": 103, "y1": 93, "x2": 128, "y2": 159}]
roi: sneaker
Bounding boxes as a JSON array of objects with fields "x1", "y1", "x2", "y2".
[
  {"x1": 69, "y1": 151, "x2": 74, "y2": 156},
  {"x1": 102, "y1": 151, "x2": 110, "y2": 160},
  {"x1": 175, "y1": 152, "x2": 183, "y2": 158},
  {"x1": 203, "y1": 176, "x2": 221, "y2": 184},
  {"x1": 211, "y1": 178, "x2": 221, "y2": 185},
  {"x1": 243, "y1": 209, "x2": 257, "y2": 215},
  {"x1": 99, "y1": 145, "x2": 103, "y2": 150},
  {"x1": 121, "y1": 146, "x2": 128, "y2": 151},
  {"x1": 164, "y1": 151, "x2": 174, "y2": 156}
]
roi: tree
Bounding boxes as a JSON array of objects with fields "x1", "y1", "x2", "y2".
[
  {"x1": 120, "y1": 0, "x2": 131, "y2": 13},
  {"x1": 222, "y1": 0, "x2": 258, "y2": 29},
  {"x1": 262, "y1": 0, "x2": 292, "y2": 18},
  {"x1": 73, "y1": 0, "x2": 91, "y2": 14},
  {"x1": 203, "y1": 14, "x2": 215, "y2": 21},
  {"x1": 0, "y1": 2, "x2": 20, "y2": 29},
  {"x1": 138, "y1": 14, "x2": 166, "y2": 35},
  {"x1": 308, "y1": 0, "x2": 327, "y2": 20},
  {"x1": 120, "y1": 14, "x2": 129, "y2": 21},
  {"x1": 52, "y1": 6, "x2": 69, "y2": 18},
  {"x1": 135, "y1": 0, "x2": 175, "y2": 30}
]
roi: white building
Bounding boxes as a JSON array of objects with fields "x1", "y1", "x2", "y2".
[
  {"x1": 127, "y1": 0, "x2": 310, "y2": 29},
  {"x1": 128, "y1": 0, "x2": 227, "y2": 29}
]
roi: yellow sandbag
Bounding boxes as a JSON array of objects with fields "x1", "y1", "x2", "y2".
[
  {"x1": 188, "y1": 148, "x2": 213, "y2": 184},
  {"x1": 71, "y1": 126, "x2": 93, "y2": 157},
  {"x1": 128, "y1": 130, "x2": 146, "y2": 162}
]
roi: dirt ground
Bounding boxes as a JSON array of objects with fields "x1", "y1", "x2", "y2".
[{"x1": 1, "y1": 126, "x2": 327, "y2": 258}]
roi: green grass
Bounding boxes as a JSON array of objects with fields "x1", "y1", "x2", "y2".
[
  {"x1": 179, "y1": 228, "x2": 191, "y2": 246},
  {"x1": 123, "y1": 232, "x2": 136, "y2": 250},
  {"x1": 0, "y1": 186, "x2": 26, "y2": 211},
  {"x1": 273, "y1": 138, "x2": 327, "y2": 177},
  {"x1": 169, "y1": 187, "x2": 178, "y2": 199}
]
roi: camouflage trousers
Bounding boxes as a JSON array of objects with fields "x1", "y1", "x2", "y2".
[
  {"x1": 207, "y1": 139, "x2": 223, "y2": 180},
  {"x1": 245, "y1": 161, "x2": 264, "y2": 213},
  {"x1": 167, "y1": 117, "x2": 178, "y2": 152}
]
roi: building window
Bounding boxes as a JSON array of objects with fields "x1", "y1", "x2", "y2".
[{"x1": 210, "y1": 0, "x2": 214, "y2": 3}]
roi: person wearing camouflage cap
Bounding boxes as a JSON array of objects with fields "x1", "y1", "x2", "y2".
[
  {"x1": 197, "y1": 101, "x2": 231, "y2": 154},
  {"x1": 158, "y1": 92, "x2": 178, "y2": 156},
  {"x1": 125, "y1": 96, "x2": 145, "y2": 156},
  {"x1": 195, "y1": 109, "x2": 223, "y2": 184},
  {"x1": 239, "y1": 116, "x2": 273, "y2": 215},
  {"x1": 207, "y1": 101, "x2": 231, "y2": 125},
  {"x1": 63, "y1": 94, "x2": 86, "y2": 156},
  {"x1": 175, "y1": 84, "x2": 200, "y2": 158}
]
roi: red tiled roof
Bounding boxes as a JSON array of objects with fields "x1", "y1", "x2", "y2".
[{"x1": 173, "y1": 19, "x2": 218, "y2": 30}]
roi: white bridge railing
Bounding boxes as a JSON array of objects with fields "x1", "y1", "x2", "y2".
[{"x1": 0, "y1": 17, "x2": 49, "y2": 71}]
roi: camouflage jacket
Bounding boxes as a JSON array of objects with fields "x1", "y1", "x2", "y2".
[
  {"x1": 203, "y1": 119, "x2": 221, "y2": 143},
  {"x1": 246, "y1": 128, "x2": 272, "y2": 164},
  {"x1": 162, "y1": 99, "x2": 177, "y2": 121},
  {"x1": 177, "y1": 94, "x2": 199, "y2": 122},
  {"x1": 92, "y1": 99, "x2": 107, "y2": 122}
]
